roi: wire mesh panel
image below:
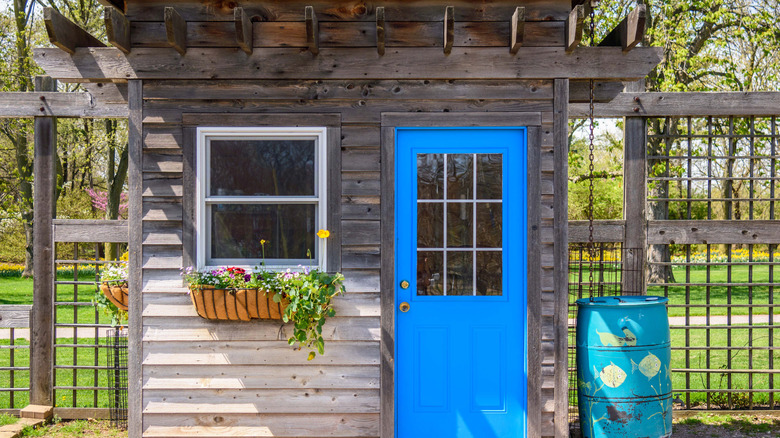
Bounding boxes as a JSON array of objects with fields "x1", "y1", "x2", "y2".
[
  {"x1": 646, "y1": 116, "x2": 779, "y2": 410},
  {"x1": 567, "y1": 243, "x2": 644, "y2": 429},
  {"x1": 105, "y1": 327, "x2": 127, "y2": 430}
]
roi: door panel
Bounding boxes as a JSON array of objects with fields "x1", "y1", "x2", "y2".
[{"x1": 395, "y1": 128, "x2": 527, "y2": 438}]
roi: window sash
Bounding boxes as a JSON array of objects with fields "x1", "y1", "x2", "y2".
[{"x1": 196, "y1": 127, "x2": 328, "y2": 271}]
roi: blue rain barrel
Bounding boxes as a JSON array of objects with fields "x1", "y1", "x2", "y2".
[{"x1": 576, "y1": 296, "x2": 672, "y2": 438}]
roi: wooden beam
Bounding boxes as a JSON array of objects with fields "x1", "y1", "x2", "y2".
[
  {"x1": 234, "y1": 7, "x2": 252, "y2": 55},
  {"x1": 33, "y1": 46, "x2": 664, "y2": 82},
  {"x1": 0, "y1": 92, "x2": 127, "y2": 118},
  {"x1": 510, "y1": 6, "x2": 525, "y2": 54},
  {"x1": 31, "y1": 75, "x2": 56, "y2": 407},
  {"x1": 443, "y1": 6, "x2": 454, "y2": 55},
  {"x1": 648, "y1": 220, "x2": 780, "y2": 245},
  {"x1": 52, "y1": 220, "x2": 128, "y2": 243},
  {"x1": 164, "y1": 7, "x2": 187, "y2": 55},
  {"x1": 43, "y1": 7, "x2": 105, "y2": 55},
  {"x1": 305, "y1": 6, "x2": 319, "y2": 55},
  {"x1": 569, "y1": 91, "x2": 780, "y2": 117},
  {"x1": 104, "y1": 7, "x2": 130, "y2": 54},
  {"x1": 565, "y1": 4, "x2": 585, "y2": 54},
  {"x1": 375, "y1": 6, "x2": 385, "y2": 56},
  {"x1": 569, "y1": 220, "x2": 626, "y2": 243},
  {"x1": 0, "y1": 305, "x2": 31, "y2": 328},
  {"x1": 96, "y1": 0, "x2": 124, "y2": 13},
  {"x1": 598, "y1": 4, "x2": 646, "y2": 53}
]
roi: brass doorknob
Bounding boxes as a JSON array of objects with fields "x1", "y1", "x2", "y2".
[{"x1": 399, "y1": 302, "x2": 411, "y2": 312}]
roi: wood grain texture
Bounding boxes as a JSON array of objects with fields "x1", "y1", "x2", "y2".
[
  {"x1": 234, "y1": 7, "x2": 252, "y2": 55},
  {"x1": 124, "y1": 1, "x2": 573, "y2": 22},
  {"x1": 0, "y1": 305, "x2": 31, "y2": 328},
  {"x1": 648, "y1": 220, "x2": 780, "y2": 245},
  {"x1": 33, "y1": 46, "x2": 663, "y2": 82},
  {"x1": 142, "y1": 413, "x2": 379, "y2": 436},
  {"x1": 527, "y1": 126, "x2": 542, "y2": 438},
  {"x1": 381, "y1": 111, "x2": 542, "y2": 127},
  {"x1": 52, "y1": 219, "x2": 128, "y2": 243},
  {"x1": 552, "y1": 79, "x2": 569, "y2": 438},
  {"x1": 105, "y1": 7, "x2": 131, "y2": 54},
  {"x1": 443, "y1": 6, "x2": 454, "y2": 54},
  {"x1": 376, "y1": 6, "x2": 385, "y2": 55},
  {"x1": 127, "y1": 79, "x2": 143, "y2": 438},
  {"x1": 43, "y1": 7, "x2": 105, "y2": 54},
  {"x1": 569, "y1": 91, "x2": 780, "y2": 117},
  {"x1": 598, "y1": 4, "x2": 646, "y2": 53},
  {"x1": 569, "y1": 220, "x2": 625, "y2": 243},
  {"x1": 164, "y1": 7, "x2": 187, "y2": 55},
  {"x1": 305, "y1": 6, "x2": 319, "y2": 55},
  {"x1": 379, "y1": 125, "x2": 394, "y2": 438},
  {"x1": 623, "y1": 116, "x2": 647, "y2": 294},
  {"x1": 30, "y1": 76, "x2": 56, "y2": 407},
  {"x1": 0, "y1": 92, "x2": 128, "y2": 118},
  {"x1": 565, "y1": 4, "x2": 584, "y2": 54},
  {"x1": 510, "y1": 6, "x2": 525, "y2": 54}
]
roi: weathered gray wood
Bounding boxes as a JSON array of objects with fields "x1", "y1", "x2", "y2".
[
  {"x1": 53, "y1": 407, "x2": 112, "y2": 420},
  {"x1": 143, "y1": 152, "x2": 182, "y2": 173},
  {"x1": 443, "y1": 6, "x2": 454, "y2": 54},
  {"x1": 143, "y1": 200, "x2": 183, "y2": 222},
  {"x1": 569, "y1": 91, "x2": 780, "y2": 117},
  {"x1": 52, "y1": 219, "x2": 128, "y2": 243},
  {"x1": 510, "y1": 6, "x2": 525, "y2": 54},
  {"x1": 105, "y1": 7, "x2": 130, "y2": 54},
  {"x1": 569, "y1": 220, "x2": 625, "y2": 243},
  {"x1": 30, "y1": 76, "x2": 56, "y2": 407},
  {"x1": 164, "y1": 7, "x2": 187, "y2": 55},
  {"x1": 328, "y1": 126, "x2": 342, "y2": 272},
  {"x1": 126, "y1": 79, "x2": 143, "y2": 438},
  {"x1": 234, "y1": 7, "x2": 252, "y2": 55},
  {"x1": 144, "y1": 79, "x2": 554, "y2": 101},
  {"x1": 0, "y1": 305, "x2": 31, "y2": 328},
  {"x1": 343, "y1": 148, "x2": 381, "y2": 172},
  {"x1": 379, "y1": 126, "x2": 394, "y2": 438},
  {"x1": 552, "y1": 78, "x2": 569, "y2": 438},
  {"x1": 305, "y1": 6, "x2": 319, "y2": 55},
  {"x1": 376, "y1": 7, "x2": 385, "y2": 55},
  {"x1": 598, "y1": 4, "x2": 646, "y2": 53},
  {"x1": 33, "y1": 46, "x2": 664, "y2": 82},
  {"x1": 181, "y1": 112, "x2": 341, "y2": 127},
  {"x1": 569, "y1": 80, "x2": 627, "y2": 103},
  {"x1": 129, "y1": 20, "x2": 565, "y2": 49},
  {"x1": 0, "y1": 91, "x2": 127, "y2": 118},
  {"x1": 124, "y1": 1, "x2": 572, "y2": 22},
  {"x1": 623, "y1": 116, "x2": 647, "y2": 294},
  {"x1": 143, "y1": 414, "x2": 379, "y2": 436},
  {"x1": 648, "y1": 220, "x2": 780, "y2": 245},
  {"x1": 43, "y1": 7, "x2": 105, "y2": 55},
  {"x1": 381, "y1": 112, "x2": 542, "y2": 127},
  {"x1": 527, "y1": 126, "x2": 542, "y2": 438},
  {"x1": 565, "y1": 4, "x2": 585, "y2": 54}
]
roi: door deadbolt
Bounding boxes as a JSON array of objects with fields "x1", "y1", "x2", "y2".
[
  {"x1": 399, "y1": 302, "x2": 411, "y2": 312},
  {"x1": 400, "y1": 280, "x2": 410, "y2": 289}
]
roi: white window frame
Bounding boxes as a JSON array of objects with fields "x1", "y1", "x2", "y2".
[{"x1": 196, "y1": 126, "x2": 328, "y2": 271}]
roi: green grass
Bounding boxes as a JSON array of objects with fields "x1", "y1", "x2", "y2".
[
  {"x1": 19, "y1": 419, "x2": 126, "y2": 438},
  {"x1": 675, "y1": 412, "x2": 780, "y2": 435},
  {"x1": 0, "y1": 338, "x2": 117, "y2": 410},
  {"x1": 671, "y1": 327, "x2": 780, "y2": 408},
  {"x1": 0, "y1": 412, "x2": 18, "y2": 426},
  {"x1": 0, "y1": 275, "x2": 112, "y2": 325}
]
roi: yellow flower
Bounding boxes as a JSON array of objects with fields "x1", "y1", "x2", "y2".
[
  {"x1": 317, "y1": 229, "x2": 330, "y2": 239},
  {"x1": 260, "y1": 239, "x2": 267, "y2": 245}
]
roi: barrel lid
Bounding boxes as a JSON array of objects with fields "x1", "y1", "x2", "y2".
[{"x1": 576, "y1": 296, "x2": 668, "y2": 307}]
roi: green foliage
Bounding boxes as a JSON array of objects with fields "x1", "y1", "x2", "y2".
[
  {"x1": 0, "y1": 413, "x2": 17, "y2": 426},
  {"x1": 92, "y1": 287, "x2": 127, "y2": 327}
]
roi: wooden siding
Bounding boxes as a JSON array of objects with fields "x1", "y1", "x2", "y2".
[{"x1": 134, "y1": 2, "x2": 570, "y2": 436}]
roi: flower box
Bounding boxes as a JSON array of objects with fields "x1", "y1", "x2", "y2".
[
  {"x1": 99, "y1": 281, "x2": 129, "y2": 311},
  {"x1": 189, "y1": 287, "x2": 289, "y2": 321}
]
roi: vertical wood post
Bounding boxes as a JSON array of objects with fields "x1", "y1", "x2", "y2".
[
  {"x1": 623, "y1": 83, "x2": 648, "y2": 294},
  {"x1": 30, "y1": 75, "x2": 57, "y2": 407},
  {"x1": 127, "y1": 80, "x2": 143, "y2": 438}
]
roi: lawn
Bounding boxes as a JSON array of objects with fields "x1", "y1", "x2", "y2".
[
  {"x1": 0, "y1": 338, "x2": 118, "y2": 410},
  {"x1": 0, "y1": 276, "x2": 112, "y2": 325}
]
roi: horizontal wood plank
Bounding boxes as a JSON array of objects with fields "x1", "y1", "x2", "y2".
[
  {"x1": 53, "y1": 219, "x2": 128, "y2": 243},
  {"x1": 648, "y1": 220, "x2": 780, "y2": 244},
  {"x1": 0, "y1": 305, "x2": 31, "y2": 328},
  {"x1": 570, "y1": 91, "x2": 780, "y2": 117},
  {"x1": 568, "y1": 220, "x2": 625, "y2": 243},
  {"x1": 34, "y1": 47, "x2": 663, "y2": 82},
  {"x1": 0, "y1": 92, "x2": 127, "y2": 118}
]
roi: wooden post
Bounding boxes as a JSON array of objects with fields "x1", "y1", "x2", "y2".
[
  {"x1": 126, "y1": 80, "x2": 143, "y2": 438},
  {"x1": 235, "y1": 7, "x2": 252, "y2": 55},
  {"x1": 510, "y1": 6, "x2": 525, "y2": 54},
  {"x1": 376, "y1": 7, "x2": 385, "y2": 56},
  {"x1": 565, "y1": 4, "x2": 585, "y2": 54},
  {"x1": 30, "y1": 75, "x2": 57, "y2": 407},
  {"x1": 164, "y1": 7, "x2": 187, "y2": 55},
  {"x1": 305, "y1": 6, "x2": 319, "y2": 55},
  {"x1": 105, "y1": 7, "x2": 131, "y2": 54},
  {"x1": 443, "y1": 6, "x2": 454, "y2": 55},
  {"x1": 623, "y1": 81, "x2": 647, "y2": 294}
]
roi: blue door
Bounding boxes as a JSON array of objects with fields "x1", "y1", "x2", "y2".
[{"x1": 395, "y1": 128, "x2": 528, "y2": 438}]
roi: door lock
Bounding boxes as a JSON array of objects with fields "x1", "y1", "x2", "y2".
[
  {"x1": 399, "y1": 302, "x2": 411, "y2": 312},
  {"x1": 400, "y1": 280, "x2": 410, "y2": 289}
]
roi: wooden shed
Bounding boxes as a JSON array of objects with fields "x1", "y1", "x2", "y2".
[{"x1": 34, "y1": 1, "x2": 661, "y2": 437}]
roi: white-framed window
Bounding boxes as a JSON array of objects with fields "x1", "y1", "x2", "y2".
[{"x1": 196, "y1": 127, "x2": 328, "y2": 271}]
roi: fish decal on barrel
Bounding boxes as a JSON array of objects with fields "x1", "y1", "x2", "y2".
[
  {"x1": 631, "y1": 352, "x2": 662, "y2": 379},
  {"x1": 594, "y1": 362, "x2": 628, "y2": 388},
  {"x1": 596, "y1": 328, "x2": 637, "y2": 347}
]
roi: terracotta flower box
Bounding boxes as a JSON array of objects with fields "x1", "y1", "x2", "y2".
[
  {"x1": 99, "y1": 282, "x2": 129, "y2": 311},
  {"x1": 189, "y1": 287, "x2": 289, "y2": 321}
]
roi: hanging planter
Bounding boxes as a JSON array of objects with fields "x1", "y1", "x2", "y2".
[
  {"x1": 188, "y1": 287, "x2": 288, "y2": 321},
  {"x1": 94, "y1": 263, "x2": 130, "y2": 327},
  {"x1": 99, "y1": 281, "x2": 129, "y2": 311}
]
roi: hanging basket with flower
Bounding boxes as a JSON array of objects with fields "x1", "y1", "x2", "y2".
[
  {"x1": 181, "y1": 230, "x2": 345, "y2": 359},
  {"x1": 98, "y1": 263, "x2": 129, "y2": 311}
]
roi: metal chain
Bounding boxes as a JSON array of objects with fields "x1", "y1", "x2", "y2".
[{"x1": 587, "y1": 3, "x2": 596, "y2": 299}]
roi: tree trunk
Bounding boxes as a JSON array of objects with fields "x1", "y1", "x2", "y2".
[
  {"x1": 646, "y1": 118, "x2": 675, "y2": 284},
  {"x1": 105, "y1": 120, "x2": 128, "y2": 260}
]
